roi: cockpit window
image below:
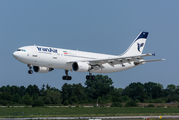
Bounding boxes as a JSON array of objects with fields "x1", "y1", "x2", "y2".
[{"x1": 17, "y1": 49, "x2": 26, "y2": 52}]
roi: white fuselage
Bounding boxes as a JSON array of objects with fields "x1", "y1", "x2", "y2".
[{"x1": 13, "y1": 45, "x2": 136, "y2": 73}]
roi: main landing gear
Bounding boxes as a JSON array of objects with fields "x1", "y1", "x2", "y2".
[
  {"x1": 62, "y1": 70, "x2": 72, "y2": 80},
  {"x1": 86, "y1": 72, "x2": 95, "y2": 80},
  {"x1": 27, "y1": 64, "x2": 33, "y2": 74}
]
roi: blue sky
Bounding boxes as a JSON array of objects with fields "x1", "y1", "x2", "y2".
[{"x1": 0, "y1": 1, "x2": 178, "y2": 89}]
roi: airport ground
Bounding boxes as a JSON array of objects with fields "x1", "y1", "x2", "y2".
[
  {"x1": 0, "y1": 117, "x2": 179, "y2": 119},
  {"x1": 0, "y1": 106, "x2": 179, "y2": 119}
]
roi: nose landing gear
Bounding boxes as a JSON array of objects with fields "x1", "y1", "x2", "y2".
[{"x1": 27, "y1": 64, "x2": 33, "y2": 74}]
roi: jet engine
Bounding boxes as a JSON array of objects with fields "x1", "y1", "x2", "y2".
[
  {"x1": 72, "y1": 62, "x2": 91, "y2": 72},
  {"x1": 33, "y1": 66, "x2": 53, "y2": 73}
]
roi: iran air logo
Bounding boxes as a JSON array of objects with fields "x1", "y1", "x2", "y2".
[{"x1": 137, "y1": 43, "x2": 144, "y2": 52}]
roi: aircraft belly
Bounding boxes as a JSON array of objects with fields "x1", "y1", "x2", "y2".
[{"x1": 30, "y1": 53, "x2": 63, "y2": 68}]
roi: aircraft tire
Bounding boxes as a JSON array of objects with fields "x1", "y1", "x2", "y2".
[
  {"x1": 28, "y1": 70, "x2": 33, "y2": 74},
  {"x1": 62, "y1": 76, "x2": 66, "y2": 80},
  {"x1": 68, "y1": 76, "x2": 72, "y2": 80},
  {"x1": 86, "y1": 75, "x2": 95, "y2": 80},
  {"x1": 62, "y1": 76, "x2": 72, "y2": 80},
  {"x1": 92, "y1": 75, "x2": 95, "y2": 80},
  {"x1": 86, "y1": 75, "x2": 89, "y2": 80},
  {"x1": 89, "y1": 75, "x2": 92, "y2": 80}
]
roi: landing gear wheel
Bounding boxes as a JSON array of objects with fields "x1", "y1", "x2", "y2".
[
  {"x1": 62, "y1": 76, "x2": 66, "y2": 80},
  {"x1": 92, "y1": 75, "x2": 95, "y2": 80},
  {"x1": 62, "y1": 75, "x2": 72, "y2": 80},
  {"x1": 68, "y1": 76, "x2": 72, "y2": 80},
  {"x1": 27, "y1": 64, "x2": 33, "y2": 74},
  {"x1": 62, "y1": 70, "x2": 72, "y2": 80},
  {"x1": 89, "y1": 75, "x2": 92, "y2": 80},
  {"x1": 86, "y1": 75, "x2": 95, "y2": 80},
  {"x1": 28, "y1": 70, "x2": 33, "y2": 74},
  {"x1": 86, "y1": 75, "x2": 89, "y2": 80}
]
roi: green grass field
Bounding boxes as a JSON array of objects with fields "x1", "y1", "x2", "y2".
[{"x1": 0, "y1": 107, "x2": 179, "y2": 118}]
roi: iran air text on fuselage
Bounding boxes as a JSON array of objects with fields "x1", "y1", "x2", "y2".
[{"x1": 37, "y1": 47, "x2": 58, "y2": 53}]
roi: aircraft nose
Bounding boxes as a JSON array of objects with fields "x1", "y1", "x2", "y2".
[
  {"x1": 13, "y1": 51, "x2": 20, "y2": 60},
  {"x1": 13, "y1": 51, "x2": 17, "y2": 58}
]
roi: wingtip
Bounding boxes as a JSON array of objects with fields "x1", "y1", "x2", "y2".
[{"x1": 157, "y1": 59, "x2": 166, "y2": 61}]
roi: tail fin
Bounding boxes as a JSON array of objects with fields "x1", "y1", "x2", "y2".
[{"x1": 120, "y1": 31, "x2": 148, "y2": 57}]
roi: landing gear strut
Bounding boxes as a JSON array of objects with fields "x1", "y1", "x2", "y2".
[
  {"x1": 62, "y1": 70, "x2": 72, "y2": 80},
  {"x1": 27, "y1": 64, "x2": 33, "y2": 74},
  {"x1": 86, "y1": 71, "x2": 95, "y2": 80}
]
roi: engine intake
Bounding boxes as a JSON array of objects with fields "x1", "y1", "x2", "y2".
[{"x1": 72, "y1": 62, "x2": 91, "y2": 72}]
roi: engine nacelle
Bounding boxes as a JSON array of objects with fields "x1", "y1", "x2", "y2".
[
  {"x1": 72, "y1": 62, "x2": 91, "y2": 72},
  {"x1": 33, "y1": 66, "x2": 53, "y2": 73}
]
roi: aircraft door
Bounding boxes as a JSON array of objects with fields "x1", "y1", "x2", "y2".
[
  {"x1": 53, "y1": 52, "x2": 57, "y2": 60},
  {"x1": 32, "y1": 46, "x2": 38, "y2": 63}
]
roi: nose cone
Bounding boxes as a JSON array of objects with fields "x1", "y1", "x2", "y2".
[
  {"x1": 13, "y1": 51, "x2": 18, "y2": 59},
  {"x1": 13, "y1": 51, "x2": 24, "y2": 62}
]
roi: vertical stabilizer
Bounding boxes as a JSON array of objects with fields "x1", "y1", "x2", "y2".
[{"x1": 121, "y1": 31, "x2": 148, "y2": 57}]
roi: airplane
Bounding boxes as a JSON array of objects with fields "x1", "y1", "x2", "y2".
[{"x1": 13, "y1": 31, "x2": 165, "y2": 80}]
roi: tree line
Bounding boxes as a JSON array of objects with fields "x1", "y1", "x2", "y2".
[{"x1": 0, "y1": 74, "x2": 178, "y2": 106}]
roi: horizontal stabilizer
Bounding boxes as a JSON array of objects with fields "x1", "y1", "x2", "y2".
[{"x1": 141, "y1": 59, "x2": 165, "y2": 63}]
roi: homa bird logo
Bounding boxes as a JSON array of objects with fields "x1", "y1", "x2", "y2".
[
  {"x1": 37, "y1": 47, "x2": 58, "y2": 53},
  {"x1": 137, "y1": 43, "x2": 144, "y2": 52}
]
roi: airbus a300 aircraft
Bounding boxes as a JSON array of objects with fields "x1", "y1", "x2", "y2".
[{"x1": 13, "y1": 31, "x2": 164, "y2": 80}]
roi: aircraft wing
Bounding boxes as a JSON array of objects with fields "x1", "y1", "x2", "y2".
[{"x1": 67, "y1": 53, "x2": 164, "y2": 68}]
